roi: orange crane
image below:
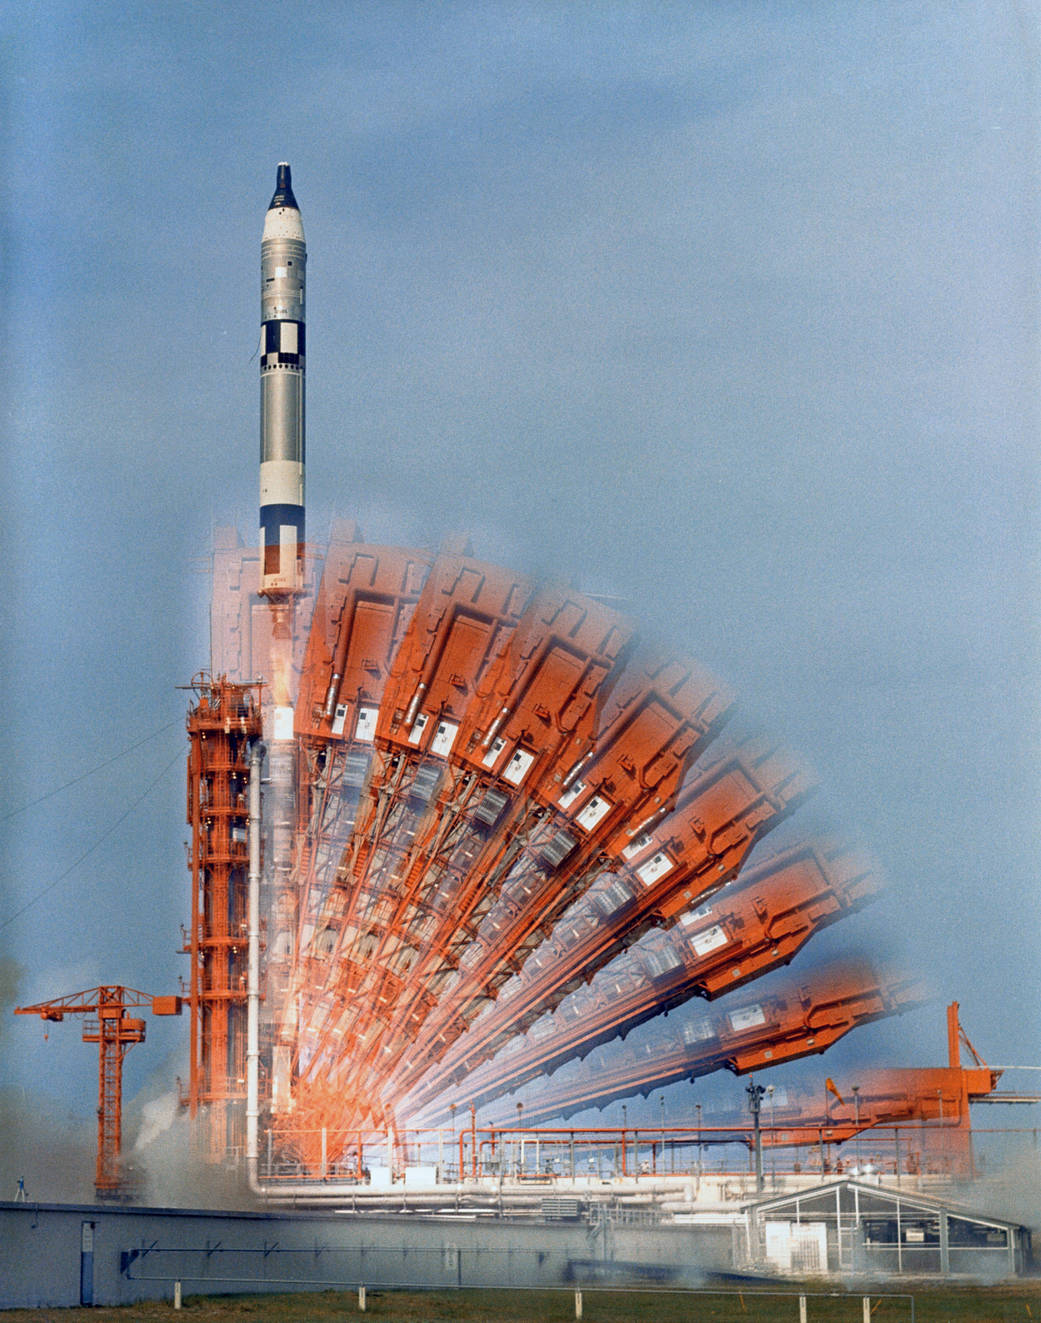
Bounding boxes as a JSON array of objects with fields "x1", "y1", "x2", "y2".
[{"x1": 15, "y1": 986, "x2": 182, "y2": 1199}]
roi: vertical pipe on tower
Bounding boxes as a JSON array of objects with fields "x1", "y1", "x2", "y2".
[{"x1": 246, "y1": 739, "x2": 264, "y2": 1183}]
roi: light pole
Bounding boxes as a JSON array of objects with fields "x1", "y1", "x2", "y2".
[
  {"x1": 747, "y1": 1080, "x2": 766, "y2": 1195},
  {"x1": 766, "y1": 1085, "x2": 776, "y2": 1186},
  {"x1": 516, "y1": 1102, "x2": 523, "y2": 1177},
  {"x1": 936, "y1": 1088, "x2": 944, "y2": 1172},
  {"x1": 660, "y1": 1094, "x2": 666, "y2": 1175},
  {"x1": 852, "y1": 1085, "x2": 861, "y2": 1172},
  {"x1": 621, "y1": 1104, "x2": 628, "y2": 1178},
  {"x1": 696, "y1": 1102, "x2": 702, "y2": 1179}
]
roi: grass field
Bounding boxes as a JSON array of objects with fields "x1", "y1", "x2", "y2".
[{"x1": 4, "y1": 1282, "x2": 1041, "y2": 1322}]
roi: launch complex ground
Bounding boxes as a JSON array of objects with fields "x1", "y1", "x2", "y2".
[{"x1": 6, "y1": 167, "x2": 1038, "y2": 1307}]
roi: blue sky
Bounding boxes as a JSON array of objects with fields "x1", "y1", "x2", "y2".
[{"x1": 3, "y1": 2, "x2": 1039, "y2": 1165}]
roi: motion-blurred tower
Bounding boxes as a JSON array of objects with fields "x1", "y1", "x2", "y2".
[{"x1": 184, "y1": 168, "x2": 916, "y2": 1184}]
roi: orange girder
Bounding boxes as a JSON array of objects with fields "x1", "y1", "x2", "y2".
[
  {"x1": 400, "y1": 837, "x2": 881, "y2": 1113},
  {"x1": 390, "y1": 728, "x2": 814, "y2": 1105},
  {"x1": 471, "y1": 962, "x2": 926, "y2": 1126},
  {"x1": 193, "y1": 531, "x2": 902, "y2": 1179},
  {"x1": 759, "y1": 1004, "x2": 1003, "y2": 1176},
  {"x1": 268, "y1": 548, "x2": 743, "y2": 1150},
  {"x1": 183, "y1": 674, "x2": 263, "y2": 1161}
]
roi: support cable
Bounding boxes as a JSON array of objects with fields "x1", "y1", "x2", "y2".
[
  {"x1": 0, "y1": 749, "x2": 184, "y2": 933},
  {"x1": 1, "y1": 718, "x2": 182, "y2": 821}
]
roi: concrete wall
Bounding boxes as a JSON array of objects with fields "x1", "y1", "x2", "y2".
[{"x1": 0, "y1": 1201, "x2": 733, "y2": 1308}]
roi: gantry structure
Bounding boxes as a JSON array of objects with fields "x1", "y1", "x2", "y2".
[{"x1": 180, "y1": 525, "x2": 938, "y2": 1183}]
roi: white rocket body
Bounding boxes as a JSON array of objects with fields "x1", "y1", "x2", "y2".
[{"x1": 259, "y1": 162, "x2": 305, "y2": 596}]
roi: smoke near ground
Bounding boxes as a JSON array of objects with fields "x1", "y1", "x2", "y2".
[
  {"x1": 0, "y1": 1088, "x2": 96, "y2": 1204},
  {"x1": 0, "y1": 954, "x2": 96, "y2": 1202},
  {"x1": 125, "y1": 1065, "x2": 254, "y2": 1209},
  {"x1": 971, "y1": 1135, "x2": 1041, "y2": 1236}
]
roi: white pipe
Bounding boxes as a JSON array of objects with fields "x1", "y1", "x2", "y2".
[
  {"x1": 560, "y1": 752, "x2": 591, "y2": 791},
  {"x1": 260, "y1": 1188, "x2": 548, "y2": 1208},
  {"x1": 255, "y1": 1176, "x2": 702, "y2": 1208},
  {"x1": 482, "y1": 706, "x2": 510, "y2": 748},
  {"x1": 323, "y1": 671, "x2": 342, "y2": 718},
  {"x1": 404, "y1": 682, "x2": 426, "y2": 728},
  {"x1": 246, "y1": 740, "x2": 265, "y2": 1188},
  {"x1": 243, "y1": 734, "x2": 384, "y2": 1203}
]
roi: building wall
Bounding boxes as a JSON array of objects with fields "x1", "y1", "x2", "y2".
[{"x1": 0, "y1": 1201, "x2": 731, "y2": 1309}]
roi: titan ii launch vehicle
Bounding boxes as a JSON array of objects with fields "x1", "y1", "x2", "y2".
[
  {"x1": 258, "y1": 164, "x2": 306, "y2": 1114},
  {"x1": 259, "y1": 162, "x2": 305, "y2": 598}
]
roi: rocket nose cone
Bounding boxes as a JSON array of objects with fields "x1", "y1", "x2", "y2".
[{"x1": 269, "y1": 162, "x2": 298, "y2": 211}]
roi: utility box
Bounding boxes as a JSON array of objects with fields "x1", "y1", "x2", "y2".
[
  {"x1": 404, "y1": 1165, "x2": 437, "y2": 1189},
  {"x1": 151, "y1": 997, "x2": 183, "y2": 1016}
]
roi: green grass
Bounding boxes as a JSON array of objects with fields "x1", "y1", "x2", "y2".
[{"x1": 4, "y1": 1283, "x2": 1041, "y2": 1322}]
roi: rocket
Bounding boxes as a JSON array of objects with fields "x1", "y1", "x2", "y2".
[
  {"x1": 259, "y1": 162, "x2": 305, "y2": 596},
  {"x1": 257, "y1": 170, "x2": 302, "y2": 1100}
]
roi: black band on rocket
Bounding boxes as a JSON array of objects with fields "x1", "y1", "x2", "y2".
[{"x1": 262, "y1": 320, "x2": 305, "y2": 368}]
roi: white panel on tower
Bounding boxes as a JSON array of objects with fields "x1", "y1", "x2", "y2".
[
  {"x1": 431, "y1": 720, "x2": 459, "y2": 757},
  {"x1": 503, "y1": 748, "x2": 535, "y2": 786},
  {"x1": 576, "y1": 795, "x2": 612, "y2": 832},
  {"x1": 623, "y1": 832, "x2": 652, "y2": 862},
  {"x1": 636, "y1": 851, "x2": 674, "y2": 887},
  {"x1": 558, "y1": 780, "x2": 586, "y2": 810},
  {"x1": 689, "y1": 924, "x2": 729, "y2": 957},
  {"x1": 483, "y1": 736, "x2": 506, "y2": 768},
  {"x1": 355, "y1": 706, "x2": 378, "y2": 742},
  {"x1": 728, "y1": 1003, "x2": 767, "y2": 1032},
  {"x1": 679, "y1": 903, "x2": 714, "y2": 927}
]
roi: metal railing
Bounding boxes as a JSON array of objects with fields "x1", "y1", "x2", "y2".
[{"x1": 127, "y1": 1273, "x2": 917, "y2": 1321}]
